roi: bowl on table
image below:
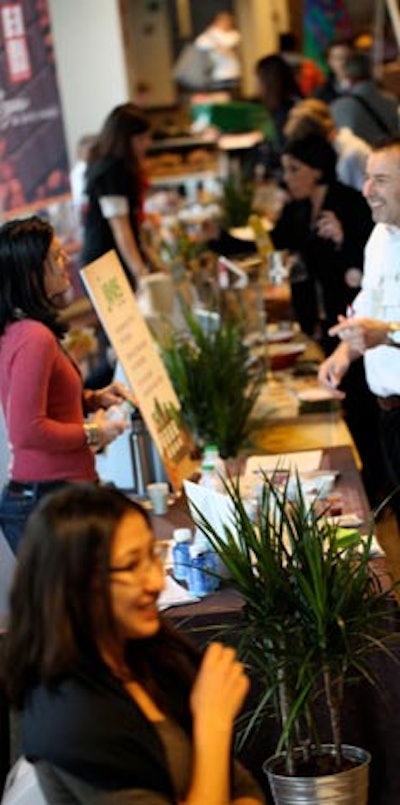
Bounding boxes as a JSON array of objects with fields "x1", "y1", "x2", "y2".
[
  {"x1": 268, "y1": 342, "x2": 306, "y2": 370},
  {"x1": 266, "y1": 323, "x2": 296, "y2": 343}
]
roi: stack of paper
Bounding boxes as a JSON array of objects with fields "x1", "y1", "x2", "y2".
[{"x1": 158, "y1": 574, "x2": 200, "y2": 611}]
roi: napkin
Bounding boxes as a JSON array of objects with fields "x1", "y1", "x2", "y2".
[{"x1": 158, "y1": 575, "x2": 200, "y2": 611}]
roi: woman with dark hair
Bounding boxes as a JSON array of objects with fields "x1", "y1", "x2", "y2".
[
  {"x1": 81, "y1": 103, "x2": 155, "y2": 387},
  {"x1": 0, "y1": 216, "x2": 129, "y2": 554},
  {"x1": 313, "y1": 39, "x2": 353, "y2": 105},
  {"x1": 4, "y1": 483, "x2": 264, "y2": 805},
  {"x1": 271, "y1": 133, "x2": 373, "y2": 341},
  {"x1": 254, "y1": 54, "x2": 302, "y2": 178},
  {"x1": 271, "y1": 133, "x2": 384, "y2": 505},
  {"x1": 81, "y1": 102, "x2": 152, "y2": 289}
]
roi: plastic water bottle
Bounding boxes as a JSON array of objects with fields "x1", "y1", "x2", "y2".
[
  {"x1": 188, "y1": 540, "x2": 219, "y2": 596},
  {"x1": 268, "y1": 251, "x2": 287, "y2": 286},
  {"x1": 172, "y1": 528, "x2": 192, "y2": 583},
  {"x1": 203, "y1": 444, "x2": 225, "y2": 477},
  {"x1": 200, "y1": 445, "x2": 225, "y2": 493},
  {"x1": 191, "y1": 529, "x2": 220, "y2": 593},
  {"x1": 199, "y1": 462, "x2": 222, "y2": 492}
]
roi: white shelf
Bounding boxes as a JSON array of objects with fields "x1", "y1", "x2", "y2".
[{"x1": 149, "y1": 169, "x2": 219, "y2": 186}]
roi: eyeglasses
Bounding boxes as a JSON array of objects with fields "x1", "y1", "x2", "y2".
[
  {"x1": 49, "y1": 246, "x2": 68, "y2": 266},
  {"x1": 108, "y1": 541, "x2": 169, "y2": 582}
]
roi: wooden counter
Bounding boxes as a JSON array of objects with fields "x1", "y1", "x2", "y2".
[{"x1": 249, "y1": 369, "x2": 361, "y2": 467}]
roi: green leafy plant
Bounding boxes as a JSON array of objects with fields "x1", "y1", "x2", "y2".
[
  {"x1": 160, "y1": 220, "x2": 208, "y2": 266},
  {"x1": 221, "y1": 174, "x2": 255, "y2": 229},
  {"x1": 162, "y1": 310, "x2": 264, "y2": 458},
  {"x1": 192, "y1": 474, "x2": 400, "y2": 775}
]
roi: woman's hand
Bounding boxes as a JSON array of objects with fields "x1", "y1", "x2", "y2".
[
  {"x1": 87, "y1": 409, "x2": 129, "y2": 451},
  {"x1": 95, "y1": 381, "x2": 137, "y2": 410},
  {"x1": 315, "y1": 211, "x2": 344, "y2": 248},
  {"x1": 191, "y1": 643, "x2": 249, "y2": 736},
  {"x1": 183, "y1": 644, "x2": 259, "y2": 805}
]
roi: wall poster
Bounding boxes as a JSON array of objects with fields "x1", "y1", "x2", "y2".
[
  {"x1": 304, "y1": 0, "x2": 352, "y2": 68},
  {"x1": 0, "y1": 0, "x2": 70, "y2": 218}
]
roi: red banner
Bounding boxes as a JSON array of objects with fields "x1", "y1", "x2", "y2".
[{"x1": 0, "y1": 0, "x2": 70, "y2": 217}]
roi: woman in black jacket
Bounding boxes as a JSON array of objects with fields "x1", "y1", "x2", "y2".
[
  {"x1": 272, "y1": 133, "x2": 373, "y2": 348},
  {"x1": 271, "y1": 133, "x2": 384, "y2": 504},
  {"x1": 4, "y1": 484, "x2": 265, "y2": 805}
]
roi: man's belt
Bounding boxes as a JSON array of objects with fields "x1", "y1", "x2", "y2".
[{"x1": 376, "y1": 395, "x2": 400, "y2": 412}]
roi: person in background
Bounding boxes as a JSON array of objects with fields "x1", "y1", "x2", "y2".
[
  {"x1": 254, "y1": 54, "x2": 302, "y2": 180},
  {"x1": 279, "y1": 31, "x2": 325, "y2": 97},
  {"x1": 195, "y1": 11, "x2": 241, "y2": 94},
  {"x1": 4, "y1": 483, "x2": 265, "y2": 805},
  {"x1": 271, "y1": 133, "x2": 373, "y2": 342},
  {"x1": 134, "y1": 80, "x2": 152, "y2": 108},
  {"x1": 271, "y1": 134, "x2": 384, "y2": 503},
  {"x1": 319, "y1": 136, "x2": 400, "y2": 518},
  {"x1": 81, "y1": 103, "x2": 152, "y2": 291},
  {"x1": 0, "y1": 217, "x2": 129, "y2": 554},
  {"x1": 283, "y1": 97, "x2": 371, "y2": 191},
  {"x1": 313, "y1": 38, "x2": 353, "y2": 104},
  {"x1": 81, "y1": 103, "x2": 154, "y2": 386},
  {"x1": 330, "y1": 51, "x2": 399, "y2": 145},
  {"x1": 69, "y1": 134, "x2": 97, "y2": 234}
]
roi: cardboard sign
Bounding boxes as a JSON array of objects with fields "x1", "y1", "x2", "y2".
[{"x1": 81, "y1": 251, "x2": 197, "y2": 491}]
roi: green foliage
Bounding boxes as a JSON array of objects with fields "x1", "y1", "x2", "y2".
[
  {"x1": 161, "y1": 221, "x2": 207, "y2": 265},
  {"x1": 193, "y1": 474, "x2": 400, "y2": 774},
  {"x1": 221, "y1": 174, "x2": 255, "y2": 229},
  {"x1": 162, "y1": 310, "x2": 264, "y2": 458}
]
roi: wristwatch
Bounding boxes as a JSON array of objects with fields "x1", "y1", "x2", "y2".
[{"x1": 387, "y1": 322, "x2": 400, "y2": 346}]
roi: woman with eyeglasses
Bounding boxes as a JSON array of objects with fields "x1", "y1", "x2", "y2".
[
  {"x1": 4, "y1": 483, "x2": 265, "y2": 805},
  {"x1": 0, "y1": 216, "x2": 130, "y2": 554}
]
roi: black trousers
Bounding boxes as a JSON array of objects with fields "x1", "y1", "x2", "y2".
[
  {"x1": 379, "y1": 406, "x2": 400, "y2": 521},
  {"x1": 338, "y1": 358, "x2": 388, "y2": 507}
]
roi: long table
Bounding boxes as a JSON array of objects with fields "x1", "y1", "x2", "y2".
[
  {"x1": 161, "y1": 446, "x2": 400, "y2": 805},
  {"x1": 153, "y1": 444, "x2": 369, "y2": 543},
  {"x1": 0, "y1": 446, "x2": 392, "y2": 799}
]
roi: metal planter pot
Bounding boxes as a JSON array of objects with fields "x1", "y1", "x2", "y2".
[{"x1": 263, "y1": 744, "x2": 371, "y2": 805}]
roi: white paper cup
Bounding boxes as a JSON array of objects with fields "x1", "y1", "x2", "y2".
[{"x1": 146, "y1": 482, "x2": 169, "y2": 515}]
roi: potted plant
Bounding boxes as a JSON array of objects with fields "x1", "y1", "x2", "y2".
[
  {"x1": 221, "y1": 173, "x2": 255, "y2": 229},
  {"x1": 191, "y1": 474, "x2": 400, "y2": 804},
  {"x1": 162, "y1": 310, "x2": 264, "y2": 459}
]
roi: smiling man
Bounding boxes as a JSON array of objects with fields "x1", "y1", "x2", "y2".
[{"x1": 319, "y1": 135, "x2": 400, "y2": 514}]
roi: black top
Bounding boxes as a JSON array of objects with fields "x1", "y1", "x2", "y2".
[
  {"x1": 271, "y1": 181, "x2": 373, "y2": 348},
  {"x1": 255, "y1": 97, "x2": 300, "y2": 180},
  {"x1": 23, "y1": 657, "x2": 174, "y2": 797},
  {"x1": 81, "y1": 157, "x2": 142, "y2": 290},
  {"x1": 22, "y1": 652, "x2": 263, "y2": 803},
  {"x1": 313, "y1": 74, "x2": 343, "y2": 104}
]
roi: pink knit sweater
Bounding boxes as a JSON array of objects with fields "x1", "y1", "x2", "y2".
[{"x1": 0, "y1": 319, "x2": 96, "y2": 481}]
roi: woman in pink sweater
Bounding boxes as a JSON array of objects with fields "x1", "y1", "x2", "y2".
[{"x1": 0, "y1": 216, "x2": 129, "y2": 553}]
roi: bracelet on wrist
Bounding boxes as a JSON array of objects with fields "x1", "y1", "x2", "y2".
[{"x1": 84, "y1": 423, "x2": 101, "y2": 447}]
